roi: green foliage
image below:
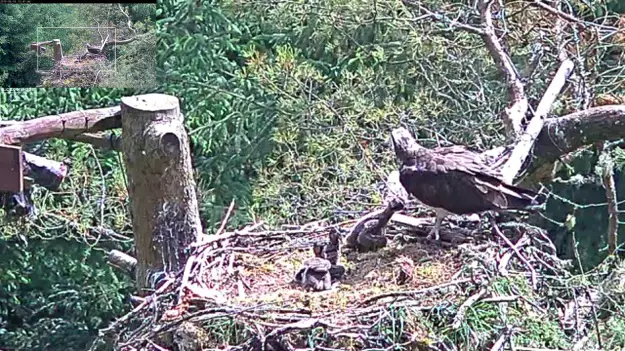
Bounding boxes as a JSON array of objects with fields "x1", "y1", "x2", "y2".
[
  {"x1": 101, "y1": 32, "x2": 157, "y2": 89},
  {"x1": 0, "y1": 87, "x2": 139, "y2": 350},
  {"x1": 0, "y1": 4, "x2": 155, "y2": 88},
  {"x1": 0, "y1": 239, "x2": 133, "y2": 350},
  {"x1": 0, "y1": 4, "x2": 72, "y2": 87},
  {"x1": 156, "y1": 1, "x2": 279, "y2": 229}
]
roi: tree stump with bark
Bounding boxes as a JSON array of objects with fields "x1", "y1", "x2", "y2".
[{"x1": 120, "y1": 94, "x2": 202, "y2": 292}]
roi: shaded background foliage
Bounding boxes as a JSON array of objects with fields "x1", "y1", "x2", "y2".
[
  {"x1": 2, "y1": 0, "x2": 625, "y2": 349},
  {"x1": 0, "y1": 4, "x2": 70, "y2": 87},
  {"x1": 0, "y1": 88, "x2": 141, "y2": 350}
]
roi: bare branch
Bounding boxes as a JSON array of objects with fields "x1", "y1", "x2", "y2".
[
  {"x1": 401, "y1": 0, "x2": 485, "y2": 35},
  {"x1": 402, "y1": 0, "x2": 529, "y2": 138},
  {"x1": 108, "y1": 249, "x2": 137, "y2": 276},
  {"x1": 598, "y1": 142, "x2": 618, "y2": 254},
  {"x1": 530, "y1": 0, "x2": 617, "y2": 31},
  {"x1": 68, "y1": 132, "x2": 121, "y2": 151},
  {"x1": 118, "y1": 3, "x2": 137, "y2": 36},
  {"x1": 532, "y1": 105, "x2": 625, "y2": 166},
  {"x1": 500, "y1": 59, "x2": 574, "y2": 183},
  {"x1": 0, "y1": 106, "x2": 121, "y2": 145},
  {"x1": 478, "y1": 0, "x2": 528, "y2": 138}
]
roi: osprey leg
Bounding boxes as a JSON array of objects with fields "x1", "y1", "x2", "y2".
[{"x1": 426, "y1": 210, "x2": 447, "y2": 241}]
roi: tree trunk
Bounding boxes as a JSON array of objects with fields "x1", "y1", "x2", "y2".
[
  {"x1": 53, "y1": 39, "x2": 62, "y2": 62},
  {"x1": 120, "y1": 94, "x2": 202, "y2": 292}
]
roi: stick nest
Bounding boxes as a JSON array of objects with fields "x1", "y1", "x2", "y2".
[
  {"x1": 96, "y1": 215, "x2": 602, "y2": 351},
  {"x1": 40, "y1": 54, "x2": 111, "y2": 87}
]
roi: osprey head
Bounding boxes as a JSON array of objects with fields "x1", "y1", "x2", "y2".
[{"x1": 390, "y1": 127, "x2": 419, "y2": 164}]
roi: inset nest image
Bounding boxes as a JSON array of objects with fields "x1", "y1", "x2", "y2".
[{"x1": 0, "y1": 3, "x2": 155, "y2": 89}]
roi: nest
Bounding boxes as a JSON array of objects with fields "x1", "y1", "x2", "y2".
[
  {"x1": 40, "y1": 53, "x2": 112, "y2": 87},
  {"x1": 94, "y1": 208, "x2": 584, "y2": 351}
]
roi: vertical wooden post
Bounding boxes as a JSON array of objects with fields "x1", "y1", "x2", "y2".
[
  {"x1": 120, "y1": 94, "x2": 202, "y2": 292},
  {"x1": 53, "y1": 39, "x2": 63, "y2": 62},
  {"x1": 0, "y1": 144, "x2": 23, "y2": 193}
]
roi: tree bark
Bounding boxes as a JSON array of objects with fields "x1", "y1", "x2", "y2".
[
  {"x1": 53, "y1": 39, "x2": 63, "y2": 62},
  {"x1": 107, "y1": 249, "x2": 137, "y2": 277},
  {"x1": 533, "y1": 105, "x2": 625, "y2": 164},
  {"x1": 120, "y1": 94, "x2": 202, "y2": 292},
  {"x1": 0, "y1": 106, "x2": 121, "y2": 145},
  {"x1": 499, "y1": 59, "x2": 574, "y2": 183}
]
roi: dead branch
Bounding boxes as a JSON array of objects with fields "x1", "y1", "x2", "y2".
[
  {"x1": 477, "y1": 0, "x2": 528, "y2": 138},
  {"x1": 108, "y1": 249, "x2": 137, "y2": 276},
  {"x1": 491, "y1": 221, "x2": 537, "y2": 290},
  {"x1": 103, "y1": 37, "x2": 137, "y2": 49},
  {"x1": 402, "y1": 0, "x2": 528, "y2": 138},
  {"x1": 401, "y1": 0, "x2": 484, "y2": 35},
  {"x1": 0, "y1": 106, "x2": 121, "y2": 145},
  {"x1": 530, "y1": 105, "x2": 625, "y2": 173},
  {"x1": 362, "y1": 278, "x2": 471, "y2": 305},
  {"x1": 530, "y1": 0, "x2": 617, "y2": 31},
  {"x1": 500, "y1": 59, "x2": 574, "y2": 183},
  {"x1": 118, "y1": 3, "x2": 137, "y2": 36},
  {"x1": 598, "y1": 142, "x2": 619, "y2": 254},
  {"x1": 66, "y1": 132, "x2": 121, "y2": 151},
  {"x1": 452, "y1": 288, "x2": 487, "y2": 329}
]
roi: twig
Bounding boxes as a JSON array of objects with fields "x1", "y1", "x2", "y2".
[
  {"x1": 587, "y1": 289, "x2": 603, "y2": 349},
  {"x1": 491, "y1": 220, "x2": 538, "y2": 290},
  {"x1": 362, "y1": 278, "x2": 471, "y2": 305},
  {"x1": 178, "y1": 253, "x2": 197, "y2": 303},
  {"x1": 99, "y1": 278, "x2": 175, "y2": 336},
  {"x1": 263, "y1": 318, "x2": 328, "y2": 342},
  {"x1": 481, "y1": 295, "x2": 519, "y2": 303},
  {"x1": 490, "y1": 330, "x2": 508, "y2": 351},
  {"x1": 216, "y1": 199, "x2": 236, "y2": 237},
  {"x1": 401, "y1": 0, "x2": 485, "y2": 35},
  {"x1": 452, "y1": 288, "x2": 487, "y2": 329},
  {"x1": 530, "y1": 0, "x2": 616, "y2": 31},
  {"x1": 498, "y1": 233, "x2": 531, "y2": 276}
]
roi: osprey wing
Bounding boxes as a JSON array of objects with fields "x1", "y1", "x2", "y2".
[{"x1": 399, "y1": 148, "x2": 543, "y2": 215}]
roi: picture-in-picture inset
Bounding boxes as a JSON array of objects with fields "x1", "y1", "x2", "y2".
[{"x1": 0, "y1": 3, "x2": 156, "y2": 89}]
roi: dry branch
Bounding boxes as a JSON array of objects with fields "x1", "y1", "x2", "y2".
[
  {"x1": 452, "y1": 288, "x2": 487, "y2": 329},
  {"x1": 108, "y1": 249, "x2": 137, "y2": 276},
  {"x1": 500, "y1": 59, "x2": 575, "y2": 183},
  {"x1": 477, "y1": 0, "x2": 528, "y2": 138},
  {"x1": 598, "y1": 142, "x2": 619, "y2": 254},
  {"x1": 68, "y1": 132, "x2": 121, "y2": 151},
  {"x1": 0, "y1": 106, "x2": 121, "y2": 145},
  {"x1": 401, "y1": 0, "x2": 484, "y2": 35},
  {"x1": 532, "y1": 105, "x2": 625, "y2": 169}
]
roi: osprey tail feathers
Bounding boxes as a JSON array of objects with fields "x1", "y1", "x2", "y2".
[
  {"x1": 498, "y1": 183, "x2": 547, "y2": 211},
  {"x1": 475, "y1": 177, "x2": 546, "y2": 211}
]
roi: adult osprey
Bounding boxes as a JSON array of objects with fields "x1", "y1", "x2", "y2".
[
  {"x1": 390, "y1": 127, "x2": 545, "y2": 241},
  {"x1": 86, "y1": 44, "x2": 101, "y2": 54}
]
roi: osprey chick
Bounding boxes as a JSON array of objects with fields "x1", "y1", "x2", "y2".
[
  {"x1": 390, "y1": 127, "x2": 545, "y2": 241},
  {"x1": 345, "y1": 197, "x2": 404, "y2": 252},
  {"x1": 294, "y1": 242, "x2": 346, "y2": 291}
]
